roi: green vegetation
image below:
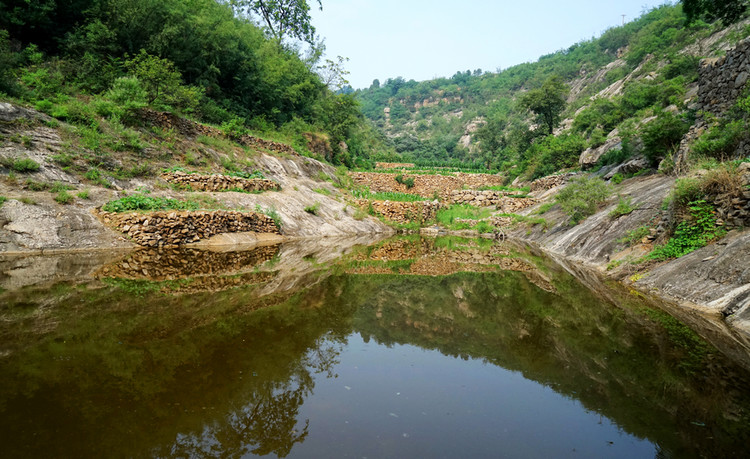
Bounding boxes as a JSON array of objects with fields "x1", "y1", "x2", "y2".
[
  {"x1": 618, "y1": 226, "x2": 652, "y2": 246},
  {"x1": 394, "y1": 174, "x2": 415, "y2": 188},
  {"x1": 0, "y1": 196, "x2": 6, "y2": 207},
  {"x1": 304, "y1": 202, "x2": 320, "y2": 215},
  {"x1": 609, "y1": 195, "x2": 639, "y2": 218},
  {"x1": 648, "y1": 199, "x2": 725, "y2": 260},
  {"x1": 101, "y1": 194, "x2": 200, "y2": 213},
  {"x1": 3, "y1": 157, "x2": 40, "y2": 173},
  {"x1": 77, "y1": 189, "x2": 90, "y2": 199},
  {"x1": 352, "y1": 188, "x2": 425, "y2": 202},
  {"x1": 54, "y1": 190, "x2": 74, "y2": 204},
  {"x1": 555, "y1": 176, "x2": 611, "y2": 224},
  {"x1": 436, "y1": 204, "x2": 493, "y2": 230}
]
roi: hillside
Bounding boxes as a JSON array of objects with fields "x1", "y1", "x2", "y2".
[{"x1": 355, "y1": 4, "x2": 750, "y2": 179}]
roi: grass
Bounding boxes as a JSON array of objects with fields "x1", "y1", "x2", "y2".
[
  {"x1": 618, "y1": 226, "x2": 651, "y2": 246},
  {"x1": 304, "y1": 202, "x2": 320, "y2": 215},
  {"x1": 352, "y1": 188, "x2": 426, "y2": 202},
  {"x1": 436, "y1": 204, "x2": 494, "y2": 229},
  {"x1": 609, "y1": 195, "x2": 639, "y2": 218},
  {"x1": 532, "y1": 202, "x2": 555, "y2": 214},
  {"x1": 0, "y1": 196, "x2": 6, "y2": 208},
  {"x1": 77, "y1": 189, "x2": 90, "y2": 199},
  {"x1": 3, "y1": 157, "x2": 41, "y2": 173},
  {"x1": 313, "y1": 187, "x2": 332, "y2": 196},
  {"x1": 54, "y1": 191, "x2": 74, "y2": 204},
  {"x1": 101, "y1": 194, "x2": 200, "y2": 213}
]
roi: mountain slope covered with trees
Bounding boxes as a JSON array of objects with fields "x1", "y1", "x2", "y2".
[{"x1": 355, "y1": 2, "x2": 750, "y2": 180}]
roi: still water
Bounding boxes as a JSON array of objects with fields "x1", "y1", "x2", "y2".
[{"x1": 1, "y1": 236, "x2": 749, "y2": 458}]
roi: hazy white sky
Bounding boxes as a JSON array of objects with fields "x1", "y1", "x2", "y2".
[{"x1": 310, "y1": 0, "x2": 673, "y2": 89}]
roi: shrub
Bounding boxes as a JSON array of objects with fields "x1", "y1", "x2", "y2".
[
  {"x1": 395, "y1": 174, "x2": 415, "y2": 188},
  {"x1": 691, "y1": 119, "x2": 746, "y2": 161},
  {"x1": 649, "y1": 200, "x2": 725, "y2": 260},
  {"x1": 54, "y1": 191, "x2": 74, "y2": 204},
  {"x1": 304, "y1": 202, "x2": 320, "y2": 215},
  {"x1": 641, "y1": 112, "x2": 690, "y2": 166},
  {"x1": 609, "y1": 195, "x2": 639, "y2": 218},
  {"x1": 555, "y1": 176, "x2": 611, "y2": 224},
  {"x1": 10, "y1": 157, "x2": 40, "y2": 173}
]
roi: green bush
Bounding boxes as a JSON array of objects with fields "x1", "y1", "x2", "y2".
[
  {"x1": 691, "y1": 119, "x2": 746, "y2": 161},
  {"x1": 0, "y1": 196, "x2": 6, "y2": 208},
  {"x1": 304, "y1": 202, "x2": 320, "y2": 215},
  {"x1": 54, "y1": 190, "x2": 74, "y2": 204},
  {"x1": 649, "y1": 200, "x2": 724, "y2": 260},
  {"x1": 641, "y1": 112, "x2": 690, "y2": 165},
  {"x1": 609, "y1": 195, "x2": 638, "y2": 218},
  {"x1": 9, "y1": 157, "x2": 41, "y2": 172},
  {"x1": 394, "y1": 174, "x2": 415, "y2": 188},
  {"x1": 555, "y1": 176, "x2": 611, "y2": 224}
]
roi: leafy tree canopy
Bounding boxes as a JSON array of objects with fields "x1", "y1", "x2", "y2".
[
  {"x1": 229, "y1": 0, "x2": 322, "y2": 44},
  {"x1": 519, "y1": 75, "x2": 568, "y2": 136},
  {"x1": 682, "y1": 0, "x2": 748, "y2": 24}
]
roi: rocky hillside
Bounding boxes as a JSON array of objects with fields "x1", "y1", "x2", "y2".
[{"x1": 0, "y1": 102, "x2": 392, "y2": 254}]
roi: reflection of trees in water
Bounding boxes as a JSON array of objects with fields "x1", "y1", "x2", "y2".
[{"x1": 160, "y1": 336, "x2": 342, "y2": 458}]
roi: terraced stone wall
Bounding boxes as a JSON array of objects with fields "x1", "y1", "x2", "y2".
[
  {"x1": 98, "y1": 210, "x2": 280, "y2": 247},
  {"x1": 161, "y1": 171, "x2": 280, "y2": 192}
]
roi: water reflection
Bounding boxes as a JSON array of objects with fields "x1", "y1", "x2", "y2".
[{"x1": 0, "y1": 236, "x2": 749, "y2": 458}]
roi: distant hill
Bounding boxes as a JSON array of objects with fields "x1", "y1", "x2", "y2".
[{"x1": 355, "y1": 4, "x2": 750, "y2": 179}]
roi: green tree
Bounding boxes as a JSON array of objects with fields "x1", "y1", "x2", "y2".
[
  {"x1": 125, "y1": 50, "x2": 182, "y2": 106},
  {"x1": 682, "y1": 0, "x2": 748, "y2": 24},
  {"x1": 229, "y1": 0, "x2": 322, "y2": 44},
  {"x1": 519, "y1": 75, "x2": 568, "y2": 135}
]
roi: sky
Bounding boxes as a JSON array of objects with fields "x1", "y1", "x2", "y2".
[{"x1": 309, "y1": 0, "x2": 673, "y2": 89}]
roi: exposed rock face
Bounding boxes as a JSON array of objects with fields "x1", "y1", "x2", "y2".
[
  {"x1": 579, "y1": 134, "x2": 622, "y2": 169},
  {"x1": 97, "y1": 210, "x2": 280, "y2": 247},
  {"x1": 161, "y1": 171, "x2": 280, "y2": 193},
  {"x1": 349, "y1": 172, "x2": 506, "y2": 199},
  {"x1": 603, "y1": 156, "x2": 651, "y2": 179}
]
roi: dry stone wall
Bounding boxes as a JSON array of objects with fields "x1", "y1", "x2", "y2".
[
  {"x1": 530, "y1": 174, "x2": 569, "y2": 192},
  {"x1": 450, "y1": 190, "x2": 538, "y2": 213},
  {"x1": 698, "y1": 38, "x2": 750, "y2": 117},
  {"x1": 355, "y1": 199, "x2": 443, "y2": 224},
  {"x1": 161, "y1": 171, "x2": 280, "y2": 192},
  {"x1": 706, "y1": 162, "x2": 750, "y2": 228},
  {"x1": 349, "y1": 172, "x2": 506, "y2": 199},
  {"x1": 98, "y1": 210, "x2": 280, "y2": 247}
]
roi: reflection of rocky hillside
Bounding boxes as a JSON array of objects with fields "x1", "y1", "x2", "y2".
[
  {"x1": 96, "y1": 245, "x2": 281, "y2": 280},
  {"x1": 348, "y1": 236, "x2": 554, "y2": 292}
]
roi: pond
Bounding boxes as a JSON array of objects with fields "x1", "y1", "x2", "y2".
[{"x1": 1, "y1": 236, "x2": 749, "y2": 458}]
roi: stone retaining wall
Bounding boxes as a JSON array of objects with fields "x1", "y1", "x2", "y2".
[
  {"x1": 698, "y1": 38, "x2": 750, "y2": 117},
  {"x1": 161, "y1": 171, "x2": 280, "y2": 192},
  {"x1": 349, "y1": 172, "x2": 506, "y2": 199},
  {"x1": 706, "y1": 163, "x2": 750, "y2": 228},
  {"x1": 449, "y1": 189, "x2": 537, "y2": 212},
  {"x1": 355, "y1": 199, "x2": 443, "y2": 224},
  {"x1": 530, "y1": 174, "x2": 569, "y2": 192},
  {"x1": 98, "y1": 210, "x2": 280, "y2": 247}
]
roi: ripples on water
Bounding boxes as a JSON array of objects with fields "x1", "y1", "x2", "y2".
[{"x1": 1, "y1": 236, "x2": 749, "y2": 458}]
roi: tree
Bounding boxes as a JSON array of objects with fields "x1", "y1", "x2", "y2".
[
  {"x1": 317, "y1": 55, "x2": 349, "y2": 91},
  {"x1": 229, "y1": 0, "x2": 322, "y2": 44},
  {"x1": 519, "y1": 75, "x2": 568, "y2": 135},
  {"x1": 125, "y1": 50, "x2": 182, "y2": 106},
  {"x1": 682, "y1": 0, "x2": 748, "y2": 24}
]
